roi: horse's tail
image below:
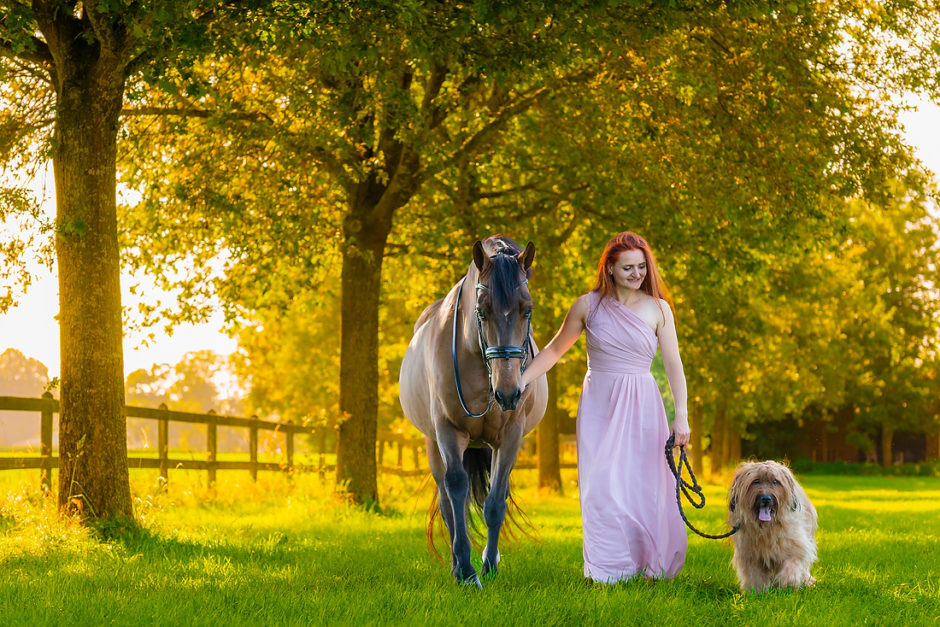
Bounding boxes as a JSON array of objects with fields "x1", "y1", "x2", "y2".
[
  {"x1": 463, "y1": 446, "x2": 492, "y2": 518},
  {"x1": 464, "y1": 447, "x2": 539, "y2": 545}
]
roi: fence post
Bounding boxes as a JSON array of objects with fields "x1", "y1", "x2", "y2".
[
  {"x1": 286, "y1": 430, "x2": 294, "y2": 475},
  {"x1": 40, "y1": 391, "x2": 54, "y2": 493},
  {"x1": 207, "y1": 410, "x2": 217, "y2": 486},
  {"x1": 249, "y1": 416, "x2": 258, "y2": 481},
  {"x1": 412, "y1": 442, "x2": 420, "y2": 470},
  {"x1": 158, "y1": 403, "x2": 169, "y2": 480},
  {"x1": 318, "y1": 429, "x2": 326, "y2": 477},
  {"x1": 396, "y1": 439, "x2": 403, "y2": 468}
]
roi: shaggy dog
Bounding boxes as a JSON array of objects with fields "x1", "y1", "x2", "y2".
[{"x1": 728, "y1": 461, "x2": 818, "y2": 592}]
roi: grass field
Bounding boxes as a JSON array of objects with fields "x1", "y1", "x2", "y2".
[{"x1": 0, "y1": 468, "x2": 938, "y2": 626}]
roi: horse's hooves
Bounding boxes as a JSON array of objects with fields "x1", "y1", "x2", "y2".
[
  {"x1": 453, "y1": 565, "x2": 482, "y2": 589},
  {"x1": 481, "y1": 562, "x2": 498, "y2": 580},
  {"x1": 483, "y1": 545, "x2": 500, "y2": 564}
]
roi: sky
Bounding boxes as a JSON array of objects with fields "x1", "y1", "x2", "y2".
[
  {"x1": 1, "y1": 98, "x2": 939, "y2": 380},
  {"x1": 0, "y1": 169, "x2": 237, "y2": 378}
]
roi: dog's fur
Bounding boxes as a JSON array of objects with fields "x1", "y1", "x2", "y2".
[{"x1": 728, "y1": 461, "x2": 818, "y2": 592}]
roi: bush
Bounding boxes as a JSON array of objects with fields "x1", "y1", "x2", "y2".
[{"x1": 790, "y1": 459, "x2": 940, "y2": 477}]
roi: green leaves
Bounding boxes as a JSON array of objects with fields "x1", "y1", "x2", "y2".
[
  {"x1": 108, "y1": 0, "x2": 940, "y2": 463},
  {"x1": 56, "y1": 218, "x2": 88, "y2": 237}
]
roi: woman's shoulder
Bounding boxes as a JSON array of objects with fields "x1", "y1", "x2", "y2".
[
  {"x1": 654, "y1": 297, "x2": 675, "y2": 326},
  {"x1": 630, "y1": 294, "x2": 671, "y2": 328},
  {"x1": 565, "y1": 292, "x2": 595, "y2": 320},
  {"x1": 571, "y1": 291, "x2": 594, "y2": 311}
]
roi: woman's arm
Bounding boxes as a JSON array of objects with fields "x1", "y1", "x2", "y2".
[
  {"x1": 521, "y1": 294, "x2": 590, "y2": 387},
  {"x1": 658, "y1": 299, "x2": 690, "y2": 447}
]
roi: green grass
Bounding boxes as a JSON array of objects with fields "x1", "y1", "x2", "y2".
[{"x1": 0, "y1": 469, "x2": 938, "y2": 626}]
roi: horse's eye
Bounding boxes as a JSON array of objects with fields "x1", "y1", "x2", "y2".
[
  {"x1": 476, "y1": 309, "x2": 487, "y2": 321},
  {"x1": 524, "y1": 307, "x2": 533, "y2": 319}
]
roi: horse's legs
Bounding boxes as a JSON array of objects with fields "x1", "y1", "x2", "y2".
[
  {"x1": 481, "y1": 419, "x2": 525, "y2": 577},
  {"x1": 435, "y1": 421, "x2": 480, "y2": 587},
  {"x1": 425, "y1": 435, "x2": 457, "y2": 571}
]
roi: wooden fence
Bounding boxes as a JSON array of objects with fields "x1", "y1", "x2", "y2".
[
  {"x1": 0, "y1": 393, "x2": 430, "y2": 490},
  {"x1": 0, "y1": 394, "x2": 578, "y2": 491}
]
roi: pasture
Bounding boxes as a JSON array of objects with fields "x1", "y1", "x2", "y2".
[{"x1": 0, "y1": 469, "x2": 938, "y2": 625}]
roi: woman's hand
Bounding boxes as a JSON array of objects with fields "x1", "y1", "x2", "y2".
[{"x1": 671, "y1": 415, "x2": 691, "y2": 448}]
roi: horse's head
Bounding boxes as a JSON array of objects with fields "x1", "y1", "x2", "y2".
[{"x1": 471, "y1": 239, "x2": 535, "y2": 412}]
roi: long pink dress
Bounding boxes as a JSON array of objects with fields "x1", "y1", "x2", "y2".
[{"x1": 577, "y1": 291, "x2": 687, "y2": 582}]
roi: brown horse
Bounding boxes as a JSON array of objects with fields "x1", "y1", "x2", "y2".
[{"x1": 398, "y1": 235, "x2": 549, "y2": 587}]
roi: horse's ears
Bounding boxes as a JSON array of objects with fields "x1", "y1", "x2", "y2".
[
  {"x1": 472, "y1": 240, "x2": 488, "y2": 273},
  {"x1": 517, "y1": 242, "x2": 535, "y2": 276}
]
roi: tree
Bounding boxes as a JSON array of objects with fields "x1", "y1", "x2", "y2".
[
  {"x1": 0, "y1": 0, "x2": 239, "y2": 522},
  {"x1": 838, "y1": 180, "x2": 940, "y2": 464},
  {"x1": 119, "y1": 1, "x2": 669, "y2": 504},
  {"x1": 116, "y1": 0, "x2": 940, "y2": 501}
]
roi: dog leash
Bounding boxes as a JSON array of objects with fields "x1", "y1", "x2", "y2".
[{"x1": 664, "y1": 434, "x2": 739, "y2": 540}]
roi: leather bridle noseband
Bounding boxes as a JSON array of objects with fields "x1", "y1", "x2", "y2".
[{"x1": 451, "y1": 270, "x2": 533, "y2": 418}]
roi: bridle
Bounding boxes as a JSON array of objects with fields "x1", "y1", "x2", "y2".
[{"x1": 451, "y1": 269, "x2": 533, "y2": 419}]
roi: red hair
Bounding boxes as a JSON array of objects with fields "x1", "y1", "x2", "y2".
[{"x1": 592, "y1": 231, "x2": 672, "y2": 306}]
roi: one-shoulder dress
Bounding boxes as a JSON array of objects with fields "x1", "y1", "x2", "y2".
[{"x1": 577, "y1": 291, "x2": 687, "y2": 582}]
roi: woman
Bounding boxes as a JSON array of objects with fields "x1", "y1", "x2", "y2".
[{"x1": 521, "y1": 231, "x2": 690, "y2": 582}]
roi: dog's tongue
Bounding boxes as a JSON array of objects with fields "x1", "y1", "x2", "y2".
[{"x1": 759, "y1": 506, "x2": 772, "y2": 521}]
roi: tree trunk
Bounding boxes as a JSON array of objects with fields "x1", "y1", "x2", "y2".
[
  {"x1": 53, "y1": 64, "x2": 133, "y2": 521},
  {"x1": 926, "y1": 427, "x2": 939, "y2": 461},
  {"x1": 709, "y1": 401, "x2": 726, "y2": 477},
  {"x1": 690, "y1": 401, "x2": 703, "y2": 479},
  {"x1": 335, "y1": 192, "x2": 393, "y2": 504},
  {"x1": 537, "y1": 367, "x2": 563, "y2": 494},
  {"x1": 728, "y1": 424, "x2": 741, "y2": 465},
  {"x1": 881, "y1": 422, "x2": 894, "y2": 467}
]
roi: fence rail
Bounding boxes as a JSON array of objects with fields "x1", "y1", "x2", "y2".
[
  {"x1": 0, "y1": 394, "x2": 578, "y2": 490},
  {"x1": 0, "y1": 394, "x2": 433, "y2": 489}
]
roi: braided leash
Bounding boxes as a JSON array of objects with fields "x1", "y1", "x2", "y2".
[{"x1": 664, "y1": 434, "x2": 739, "y2": 540}]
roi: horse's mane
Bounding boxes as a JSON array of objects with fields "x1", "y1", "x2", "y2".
[
  {"x1": 478, "y1": 236, "x2": 528, "y2": 312},
  {"x1": 482, "y1": 251, "x2": 524, "y2": 311}
]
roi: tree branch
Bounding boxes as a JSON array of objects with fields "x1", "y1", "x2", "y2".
[
  {"x1": 476, "y1": 182, "x2": 539, "y2": 200},
  {"x1": 0, "y1": 36, "x2": 53, "y2": 66},
  {"x1": 30, "y1": 0, "x2": 81, "y2": 68},
  {"x1": 121, "y1": 106, "x2": 274, "y2": 124},
  {"x1": 421, "y1": 62, "x2": 449, "y2": 130},
  {"x1": 83, "y1": 1, "x2": 123, "y2": 59},
  {"x1": 121, "y1": 99, "x2": 361, "y2": 183},
  {"x1": 0, "y1": 5, "x2": 55, "y2": 66},
  {"x1": 429, "y1": 67, "x2": 599, "y2": 180}
]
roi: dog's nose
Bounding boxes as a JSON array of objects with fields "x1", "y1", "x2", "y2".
[{"x1": 760, "y1": 494, "x2": 773, "y2": 507}]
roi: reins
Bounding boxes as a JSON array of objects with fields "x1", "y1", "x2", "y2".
[
  {"x1": 452, "y1": 277, "x2": 492, "y2": 418},
  {"x1": 664, "y1": 434, "x2": 739, "y2": 540}
]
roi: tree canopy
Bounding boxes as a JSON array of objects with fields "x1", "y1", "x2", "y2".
[{"x1": 1, "y1": 1, "x2": 938, "y2": 510}]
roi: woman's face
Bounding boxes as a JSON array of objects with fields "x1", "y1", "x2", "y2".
[{"x1": 609, "y1": 248, "x2": 647, "y2": 291}]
